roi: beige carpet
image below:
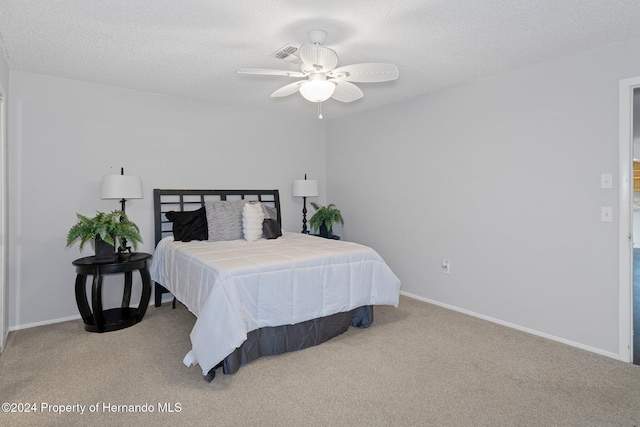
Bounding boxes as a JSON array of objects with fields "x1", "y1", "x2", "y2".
[{"x1": 1, "y1": 295, "x2": 639, "y2": 426}]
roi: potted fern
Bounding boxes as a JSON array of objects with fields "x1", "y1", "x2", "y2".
[
  {"x1": 309, "y1": 202, "x2": 344, "y2": 238},
  {"x1": 66, "y1": 210, "x2": 142, "y2": 260}
]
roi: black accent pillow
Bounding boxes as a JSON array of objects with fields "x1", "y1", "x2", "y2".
[
  {"x1": 166, "y1": 207, "x2": 208, "y2": 242},
  {"x1": 262, "y1": 218, "x2": 282, "y2": 239}
]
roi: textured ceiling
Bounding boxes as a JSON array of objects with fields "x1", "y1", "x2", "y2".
[{"x1": 1, "y1": 0, "x2": 640, "y2": 120}]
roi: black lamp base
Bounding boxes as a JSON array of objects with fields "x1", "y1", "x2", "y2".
[{"x1": 301, "y1": 196, "x2": 309, "y2": 234}]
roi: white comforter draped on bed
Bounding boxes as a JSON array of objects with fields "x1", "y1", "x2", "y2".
[{"x1": 150, "y1": 232, "x2": 401, "y2": 374}]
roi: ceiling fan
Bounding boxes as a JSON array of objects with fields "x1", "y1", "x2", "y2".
[{"x1": 237, "y1": 29, "x2": 398, "y2": 117}]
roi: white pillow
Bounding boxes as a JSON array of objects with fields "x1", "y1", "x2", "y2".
[{"x1": 243, "y1": 202, "x2": 265, "y2": 242}]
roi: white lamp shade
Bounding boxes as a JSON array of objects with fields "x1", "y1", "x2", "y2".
[
  {"x1": 299, "y1": 76, "x2": 336, "y2": 103},
  {"x1": 101, "y1": 174, "x2": 143, "y2": 200},
  {"x1": 292, "y1": 179, "x2": 319, "y2": 197}
]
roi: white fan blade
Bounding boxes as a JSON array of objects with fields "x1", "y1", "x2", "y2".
[
  {"x1": 299, "y1": 44, "x2": 338, "y2": 72},
  {"x1": 271, "y1": 81, "x2": 305, "y2": 98},
  {"x1": 328, "y1": 63, "x2": 398, "y2": 83},
  {"x1": 330, "y1": 80, "x2": 363, "y2": 103},
  {"x1": 237, "y1": 69, "x2": 306, "y2": 78}
]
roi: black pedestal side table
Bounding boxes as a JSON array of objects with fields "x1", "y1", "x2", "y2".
[{"x1": 72, "y1": 252, "x2": 152, "y2": 333}]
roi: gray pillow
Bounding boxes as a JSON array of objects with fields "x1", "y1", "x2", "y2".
[{"x1": 205, "y1": 200, "x2": 247, "y2": 241}]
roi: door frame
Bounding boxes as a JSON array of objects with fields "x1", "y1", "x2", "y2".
[
  {"x1": 0, "y1": 88, "x2": 6, "y2": 353},
  {"x1": 618, "y1": 76, "x2": 640, "y2": 363}
]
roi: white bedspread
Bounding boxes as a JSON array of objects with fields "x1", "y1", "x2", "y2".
[{"x1": 150, "y1": 232, "x2": 401, "y2": 374}]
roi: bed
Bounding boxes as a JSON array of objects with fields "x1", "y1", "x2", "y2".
[{"x1": 150, "y1": 189, "x2": 401, "y2": 381}]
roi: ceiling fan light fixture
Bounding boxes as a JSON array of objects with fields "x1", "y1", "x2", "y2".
[
  {"x1": 239, "y1": 29, "x2": 398, "y2": 112},
  {"x1": 299, "y1": 75, "x2": 335, "y2": 102}
]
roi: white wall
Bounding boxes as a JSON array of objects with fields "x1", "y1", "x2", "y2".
[
  {"x1": 8, "y1": 71, "x2": 326, "y2": 329},
  {"x1": 326, "y1": 37, "x2": 640, "y2": 357}
]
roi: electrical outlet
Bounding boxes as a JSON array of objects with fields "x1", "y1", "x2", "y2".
[{"x1": 442, "y1": 259, "x2": 450, "y2": 274}]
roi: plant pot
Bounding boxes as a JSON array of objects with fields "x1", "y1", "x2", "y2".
[
  {"x1": 319, "y1": 223, "x2": 332, "y2": 238},
  {"x1": 94, "y1": 235, "x2": 115, "y2": 261}
]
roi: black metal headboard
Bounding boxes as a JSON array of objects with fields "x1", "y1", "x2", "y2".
[{"x1": 153, "y1": 189, "x2": 281, "y2": 246}]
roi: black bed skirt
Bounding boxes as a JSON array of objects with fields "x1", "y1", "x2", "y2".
[{"x1": 220, "y1": 305, "x2": 374, "y2": 376}]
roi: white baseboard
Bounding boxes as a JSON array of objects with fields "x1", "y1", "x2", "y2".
[
  {"x1": 399, "y1": 290, "x2": 621, "y2": 362},
  {"x1": 9, "y1": 313, "x2": 82, "y2": 332}
]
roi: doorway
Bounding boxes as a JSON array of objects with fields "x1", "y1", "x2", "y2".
[
  {"x1": 633, "y1": 89, "x2": 640, "y2": 365},
  {"x1": 619, "y1": 77, "x2": 640, "y2": 364}
]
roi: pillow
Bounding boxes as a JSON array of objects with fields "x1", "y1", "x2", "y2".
[
  {"x1": 205, "y1": 200, "x2": 247, "y2": 241},
  {"x1": 260, "y1": 204, "x2": 281, "y2": 239},
  {"x1": 165, "y1": 207, "x2": 208, "y2": 242},
  {"x1": 243, "y1": 202, "x2": 265, "y2": 242},
  {"x1": 263, "y1": 219, "x2": 282, "y2": 239}
]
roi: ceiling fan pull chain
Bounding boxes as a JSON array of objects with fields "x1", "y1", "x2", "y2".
[{"x1": 318, "y1": 102, "x2": 323, "y2": 120}]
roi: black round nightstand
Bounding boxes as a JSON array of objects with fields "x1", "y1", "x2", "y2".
[{"x1": 72, "y1": 252, "x2": 152, "y2": 333}]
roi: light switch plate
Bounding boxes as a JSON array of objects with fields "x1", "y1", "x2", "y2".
[
  {"x1": 601, "y1": 207, "x2": 613, "y2": 222},
  {"x1": 601, "y1": 173, "x2": 613, "y2": 189}
]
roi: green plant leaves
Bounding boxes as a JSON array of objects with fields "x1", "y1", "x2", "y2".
[{"x1": 66, "y1": 210, "x2": 142, "y2": 251}]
